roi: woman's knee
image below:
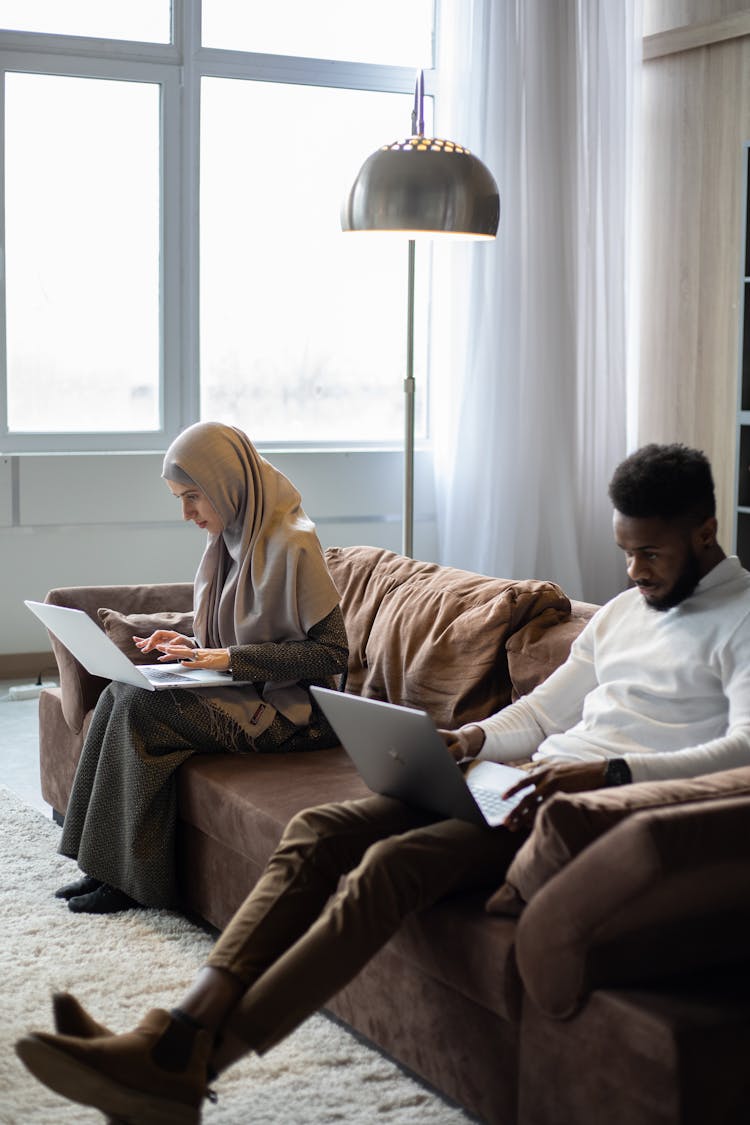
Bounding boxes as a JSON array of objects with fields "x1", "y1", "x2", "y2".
[
  {"x1": 101, "y1": 682, "x2": 150, "y2": 721},
  {"x1": 110, "y1": 682, "x2": 171, "y2": 731}
]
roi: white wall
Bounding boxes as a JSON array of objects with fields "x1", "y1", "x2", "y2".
[
  {"x1": 639, "y1": 7, "x2": 750, "y2": 546},
  {"x1": 1, "y1": 449, "x2": 437, "y2": 657}
]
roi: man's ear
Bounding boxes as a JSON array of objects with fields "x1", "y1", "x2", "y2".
[{"x1": 694, "y1": 516, "x2": 718, "y2": 550}]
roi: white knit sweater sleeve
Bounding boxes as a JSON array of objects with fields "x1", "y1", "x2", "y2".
[
  {"x1": 472, "y1": 625, "x2": 598, "y2": 763},
  {"x1": 625, "y1": 729, "x2": 750, "y2": 781}
]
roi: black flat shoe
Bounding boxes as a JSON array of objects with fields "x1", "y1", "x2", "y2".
[
  {"x1": 55, "y1": 874, "x2": 102, "y2": 901},
  {"x1": 68, "y1": 883, "x2": 137, "y2": 914}
]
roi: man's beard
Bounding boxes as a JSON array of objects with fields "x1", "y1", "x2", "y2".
[{"x1": 642, "y1": 551, "x2": 702, "y2": 612}]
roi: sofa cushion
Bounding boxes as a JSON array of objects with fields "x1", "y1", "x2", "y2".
[
  {"x1": 97, "y1": 608, "x2": 195, "y2": 663},
  {"x1": 506, "y1": 599, "x2": 598, "y2": 699},
  {"x1": 325, "y1": 546, "x2": 571, "y2": 729},
  {"x1": 486, "y1": 764, "x2": 750, "y2": 914},
  {"x1": 177, "y1": 748, "x2": 371, "y2": 879}
]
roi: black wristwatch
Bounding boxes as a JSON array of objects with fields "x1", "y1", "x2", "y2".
[{"x1": 604, "y1": 758, "x2": 632, "y2": 786}]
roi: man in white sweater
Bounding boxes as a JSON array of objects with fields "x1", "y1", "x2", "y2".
[
  {"x1": 445, "y1": 442, "x2": 750, "y2": 827},
  {"x1": 18, "y1": 443, "x2": 750, "y2": 1124}
]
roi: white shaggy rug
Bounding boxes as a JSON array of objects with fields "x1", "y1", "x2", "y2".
[{"x1": 0, "y1": 787, "x2": 475, "y2": 1124}]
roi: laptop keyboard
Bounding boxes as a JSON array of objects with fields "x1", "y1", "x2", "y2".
[
  {"x1": 144, "y1": 666, "x2": 196, "y2": 683},
  {"x1": 469, "y1": 785, "x2": 524, "y2": 821}
]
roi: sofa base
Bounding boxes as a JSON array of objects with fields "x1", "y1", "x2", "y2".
[
  {"x1": 518, "y1": 976, "x2": 750, "y2": 1125},
  {"x1": 328, "y1": 944, "x2": 518, "y2": 1125}
]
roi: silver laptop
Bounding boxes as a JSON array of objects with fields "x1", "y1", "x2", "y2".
[
  {"x1": 25, "y1": 600, "x2": 249, "y2": 692},
  {"x1": 311, "y1": 686, "x2": 533, "y2": 827}
]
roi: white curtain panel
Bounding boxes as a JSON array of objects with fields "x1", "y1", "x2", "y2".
[{"x1": 431, "y1": 0, "x2": 642, "y2": 604}]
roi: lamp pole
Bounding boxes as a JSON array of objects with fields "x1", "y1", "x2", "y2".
[
  {"x1": 404, "y1": 237, "x2": 416, "y2": 558},
  {"x1": 402, "y1": 73, "x2": 424, "y2": 558}
]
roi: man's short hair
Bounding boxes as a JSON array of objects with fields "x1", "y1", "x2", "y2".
[{"x1": 608, "y1": 443, "x2": 716, "y2": 524}]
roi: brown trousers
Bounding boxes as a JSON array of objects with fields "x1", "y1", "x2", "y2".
[{"x1": 206, "y1": 795, "x2": 522, "y2": 1054}]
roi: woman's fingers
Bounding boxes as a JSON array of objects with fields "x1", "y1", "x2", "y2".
[
  {"x1": 156, "y1": 645, "x2": 231, "y2": 671},
  {"x1": 134, "y1": 630, "x2": 186, "y2": 653},
  {"x1": 156, "y1": 643, "x2": 195, "y2": 662}
]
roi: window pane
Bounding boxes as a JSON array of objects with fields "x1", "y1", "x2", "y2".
[
  {"x1": 0, "y1": 1, "x2": 170, "y2": 42},
  {"x1": 200, "y1": 79, "x2": 429, "y2": 443},
  {"x1": 5, "y1": 73, "x2": 160, "y2": 433},
  {"x1": 202, "y1": 0, "x2": 433, "y2": 68}
]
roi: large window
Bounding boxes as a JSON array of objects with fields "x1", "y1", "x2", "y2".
[
  {"x1": 0, "y1": 1, "x2": 435, "y2": 452},
  {"x1": 5, "y1": 72, "x2": 160, "y2": 434}
]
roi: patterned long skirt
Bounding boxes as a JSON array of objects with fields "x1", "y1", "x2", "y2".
[{"x1": 58, "y1": 682, "x2": 335, "y2": 908}]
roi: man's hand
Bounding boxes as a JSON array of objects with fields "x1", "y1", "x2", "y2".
[
  {"x1": 502, "y1": 761, "x2": 609, "y2": 831},
  {"x1": 440, "y1": 725, "x2": 486, "y2": 762}
]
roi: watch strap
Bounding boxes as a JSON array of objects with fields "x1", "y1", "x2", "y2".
[{"x1": 604, "y1": 757, "x2": 632, "y2": 786}]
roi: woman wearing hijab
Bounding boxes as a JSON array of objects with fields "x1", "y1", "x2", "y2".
[{"x1": 55, "y1": 421, "x2": 348, "y2": 914}]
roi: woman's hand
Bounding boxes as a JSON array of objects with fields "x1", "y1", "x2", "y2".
[
  {"x1": 155, "y1": 641, "x2": 231, "y2": 672},
  {"x1": 439, "y1": 724, "x2": 486, "y2": 762},
  {"x1": 133, "y1": 630, "x2": 196, "y2": 662}
]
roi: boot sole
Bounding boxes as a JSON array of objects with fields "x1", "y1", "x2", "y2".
[{"x1": 16, "y1": 1035, "x2": 201, "y2": 1125}]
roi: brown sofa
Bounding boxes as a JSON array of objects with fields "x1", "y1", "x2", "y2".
[{"x1": 37, "y1": 546, "x2": 750, "y2": 1124}]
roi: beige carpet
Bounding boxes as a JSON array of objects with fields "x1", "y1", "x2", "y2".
[{"x1": 0, "y1": 787, "x2": 475, "y2": 1124}]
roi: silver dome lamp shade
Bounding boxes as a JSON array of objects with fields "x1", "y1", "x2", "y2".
[
  {"x1": 341, "y1": 72, "x2": 500, "y2": 239},
  {"x1": 341, "y1": 72, "x2": 499, "y2": 556}
]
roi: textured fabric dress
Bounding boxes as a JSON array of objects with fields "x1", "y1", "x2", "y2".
[{"x1": 59, "y1": 422, "x2": 348, "y2": 908}]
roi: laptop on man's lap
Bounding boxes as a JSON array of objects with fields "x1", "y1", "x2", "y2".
[{"x1": 310, "y1": 686, "x2": 532, "y2": 827}]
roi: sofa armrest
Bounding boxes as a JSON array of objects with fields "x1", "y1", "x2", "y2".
[
  {"x1": 45, "y1": 582, "x2": 194, "y2": 733},
  {"x1": 515, "y1": 796, "x2": 750, "y2": 1019}
]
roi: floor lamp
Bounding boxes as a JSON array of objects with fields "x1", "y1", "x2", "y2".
[{"x1": 341, "y1": 72, "x2": 500, "y2": 557}]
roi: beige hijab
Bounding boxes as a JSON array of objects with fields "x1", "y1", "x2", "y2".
[{"x1": 162, "y1": 422, "x2": 339, "y2": 732}]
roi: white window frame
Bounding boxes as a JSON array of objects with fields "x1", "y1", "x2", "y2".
[{"x1": 0, "y1": 1, "x2": 437, "y2": 454}]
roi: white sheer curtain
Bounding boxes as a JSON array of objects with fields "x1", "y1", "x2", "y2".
[{"x1": 431, "y1": 0, "x2": 642, "y2": 604}]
